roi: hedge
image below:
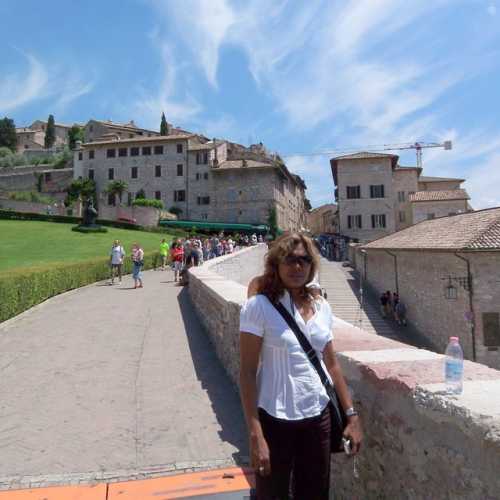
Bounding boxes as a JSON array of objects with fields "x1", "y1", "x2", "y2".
[
  {"x1": 0, "y1": 209, "x2": 185, "y2": 236},
  {"x1": 132, "y1": 198, "x2": 164, "y2": 209},
  {"x1": 0, "y1": 252, "x2": 160, "y2": 323}
]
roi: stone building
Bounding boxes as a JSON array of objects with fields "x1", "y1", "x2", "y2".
[
  {"x1": 306, "y1": 203, "x2": 338, "y2": 234},
  {"x1": 83, "y1": 119, "x2": 161, "y2": 143},
  {"x1": 15, "y1": 120, "x2": 75, "y2": 152},
  {"x1": 73, "y1": 134, "x2": 307, "y2": 232},
  {"x1": 330, "y1": 152, "x2": 470, "y2": 243},
  {"x1": 410, "y1": 189, "x2": 470, "y2": 223},
  {"x1": 353, "y1": 207, "x2": 500, "y2": 369}
]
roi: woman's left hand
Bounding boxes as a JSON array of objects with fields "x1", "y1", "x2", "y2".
[{"x1": 344, "y1": 416, "x2": 363, "y2": 454}]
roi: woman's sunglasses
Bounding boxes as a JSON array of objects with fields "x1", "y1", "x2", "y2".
[{"x1": 282, "y1": 254, "x2": 313, "y2": 266}]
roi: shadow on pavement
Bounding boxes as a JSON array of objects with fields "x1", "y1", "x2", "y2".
[{"x1": 177, "y1": 287, "x2": 249, "y2": 466}]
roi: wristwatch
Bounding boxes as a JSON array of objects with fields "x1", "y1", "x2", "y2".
[{"x1": 345, "y1": 407, "x2": 358, "y2": 417}]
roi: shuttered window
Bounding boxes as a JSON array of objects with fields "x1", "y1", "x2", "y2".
[{"x1": 483, "y1": 313, "x2": 500, "y2": 346}]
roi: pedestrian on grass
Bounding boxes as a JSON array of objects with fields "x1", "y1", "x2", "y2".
[
  {"x1": 159, "y1": 238, "x2": 170, "y2": 271},
  {"x1": 239, "y1": 233, "x2": 362, "y2": 499},
  {"x1": 109, "y1": 240, "x2": 125, "y2": 285},
  {"x1": 131, "y1": 242, "x2": 144, "y2": 289}
]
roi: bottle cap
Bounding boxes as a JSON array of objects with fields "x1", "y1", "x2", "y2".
[{"x1": 450, "y1": 336, "x2": 459, "y2": 342}]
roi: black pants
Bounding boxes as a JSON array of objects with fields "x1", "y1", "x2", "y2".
[{"x1": 256, "y1": 405, "x2": 331, "y2": 500}]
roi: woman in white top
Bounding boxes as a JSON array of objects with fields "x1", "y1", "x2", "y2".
[{"x1": 240, "y1": 233, "x2": 362, "y2": 500}]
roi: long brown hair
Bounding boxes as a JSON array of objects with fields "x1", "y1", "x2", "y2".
[{"x1": 257, "y1": 233, "x2": 319, "y2": 303}]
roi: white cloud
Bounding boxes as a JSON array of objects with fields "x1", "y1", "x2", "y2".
[
  {"x1": 54, "y1": 77, "x2": 95, "y2": 114},
  {"x1": 0, "y1": 51, "x2": 48, "y2": 112},
  {"x1": 0, "y1": 49, "x2": 95, "y2": 118},
  {"x1": 132, "y1": 44, "x2": 202, "y2": 130},
  {"x1": 146, "y1": 0, "x2": 500, "y2": 210},
  {"x1": 150, "y1": 0, "x2": 235, "y2": 87}
]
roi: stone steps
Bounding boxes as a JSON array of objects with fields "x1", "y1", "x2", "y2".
[{"x1": 319, "y1": 259, "x2": 398, "y2": 338}]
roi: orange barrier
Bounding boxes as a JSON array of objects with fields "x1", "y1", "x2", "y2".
[
  {"x1": 0, "y1": 467, "x2": 255, "y2": 500},
  {"x1": 109, "y1": 467, "x2": 255, "y2": 499},
  {"x1": 0, "y1": 483, "x2": 107, "y2": 499}
]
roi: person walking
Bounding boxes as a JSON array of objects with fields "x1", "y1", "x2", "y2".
[
  {"x1": 109, "y1": 240, "x2": 125, "y2": 285},
  {"x1": 131, "y1": 243, "x2": 144, "y2": 289},
  {"x1": 239, "y1": 233, "x2": 362, "y2": 500},
  {"x1": 395, "y1": 299, "x2": 407, "y2": 326},
  {"x1": 159, "y1": 238, "x2": 170, "y2": 271},
  {"x1": 171, "y1": 241, "x2": 184, "y2": 282},
  {"x1": 380, "y1": 292, "x2": 389, "y2": 318}
]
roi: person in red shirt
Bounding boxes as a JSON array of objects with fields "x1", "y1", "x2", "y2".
[{"x1": 171, "y1": 241, "x2": 184, "y2": 282}]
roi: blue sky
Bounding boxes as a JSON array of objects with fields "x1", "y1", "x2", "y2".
[{"x1": 1, "y1": 0, "x2": 500, "y2": 209}]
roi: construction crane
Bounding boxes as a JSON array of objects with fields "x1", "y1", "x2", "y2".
[{"x1": 282, "y1": 140, "x2": 453, "y2": 169}]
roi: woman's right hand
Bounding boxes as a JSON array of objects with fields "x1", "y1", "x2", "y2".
[{"x1": 250, "y1": 434, "x2": 271, "y2": 477}]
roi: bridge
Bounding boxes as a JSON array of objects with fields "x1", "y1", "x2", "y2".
[{"x1": 0, "y1": 245, "x2": 499, "y2": 498}]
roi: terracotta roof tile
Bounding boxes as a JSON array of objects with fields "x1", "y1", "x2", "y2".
[
  {"x1": 363, "y1": 207, "x2": 500, "y2": 251},
  {"x1": 409, "y1": 189, "x2": 469, "y2": 202}
]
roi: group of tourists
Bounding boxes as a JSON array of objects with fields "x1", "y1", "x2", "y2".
[
  {"x1": 107, "y1": 232, "x2": 264, "y2": 288},
  {"x1": 315, "y1": 234, "x2": 348, "y2": 262},
  {"x1": 380, "y1": 290, "x2": 407, "y2": 325}
]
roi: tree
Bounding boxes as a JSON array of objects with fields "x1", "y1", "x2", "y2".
[
  {"x1": 65, "y1": 178, "x2": 96, "y2": 205},
  {"x1": 106, "y1": 180, "x2": 128, "y2": 204},
  {"x1": 304, "y1": 198, "x2": 312, "y2": 211},
  {"x1": 0, "y1": 117, "x2": 17, "y2": 152},
  {"x1": 135, "y1": 188, "x2": 146, "y2": 199},
  {"x1": 160, "y1": 112, "x2": 168, "y2": 136},
  {"x1": 267, "y1": 205, "x2": 279, "y2": 239},
  {"x1": 68, "y1": 125, "x2": 84, "y2": 150},
  {"x1": 44, "y1": 115, "x2": 56, "y2": 149}
]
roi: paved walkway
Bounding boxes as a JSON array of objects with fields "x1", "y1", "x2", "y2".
[
  {"x1": 0, "y1": 269, "x2": 248, "y2": 491},
  {"x1": 320, "y1": 259, "x2": 400, "y2": 339}
]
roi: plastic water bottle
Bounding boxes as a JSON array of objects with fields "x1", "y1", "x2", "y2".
[{"x1": 444, "y1": 336, "x2": 463, "y2": 394}]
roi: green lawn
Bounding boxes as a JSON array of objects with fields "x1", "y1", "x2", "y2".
[{"x1": 0, "y1": 220, "x2": 177, "y2": 273}]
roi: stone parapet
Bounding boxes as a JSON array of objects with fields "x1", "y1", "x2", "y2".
[{"x1": 188, "y1": 246, "x2": 500, "y2": 499}]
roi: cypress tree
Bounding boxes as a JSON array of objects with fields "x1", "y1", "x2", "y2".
[
  {"x1": 44, "y1": 114, "x2": 56, "y2": 149},
  {"x1": 160, "y1": 112, "x2": 168, "y2": 136}
]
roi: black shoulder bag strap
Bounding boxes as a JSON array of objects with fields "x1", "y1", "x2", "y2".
[{"x1": 265, "y1": 296, "x2": 346, "y2": 447}]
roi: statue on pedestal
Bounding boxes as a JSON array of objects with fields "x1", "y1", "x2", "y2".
[{"x1": 82, "y1": 198, "x2": 98, "y2": 226}]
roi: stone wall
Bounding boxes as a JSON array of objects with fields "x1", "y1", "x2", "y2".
[
  {"x1": 97, "y1": 204, "x2": 161, "y2": 227},
  {"x1": 188, "y1": 245, "x2": 500, "y2": 499},
  {"x1": 412, "y1": 199, "x2": 469, "y2": 224},
  {"x1": 352, "y1": 247, "x2": 500, "y2": 370},
  {"x1": 0, "y1": 198, "x2": 71, "y2": 215},
  {"x1": 208, "y1": 243, "x2": 267, "y2": 286},
  {"x1": 0, "y1": 166, "x2": 73, "y2": 196}
]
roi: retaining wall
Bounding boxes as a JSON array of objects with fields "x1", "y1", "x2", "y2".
[
  {"x1": 97, "y1": 204, "x2": 161, "y2": 228},
  {"x1": 188, "y1": 245, "x2": 500, "y2": 499}
]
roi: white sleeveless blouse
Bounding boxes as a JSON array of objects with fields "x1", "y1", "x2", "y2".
[{"x1": 240, "y1": 291, "x2": 334, "y2": 421}]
